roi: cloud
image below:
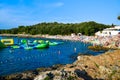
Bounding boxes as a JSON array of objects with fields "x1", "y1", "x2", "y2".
[
  {"x1": 0, "y1": 7, "x2": 34, "y2": 27},
  {"x1": 51, "y1": 2, "x2": 64, "y2": 7},
  {"x1": 0, "y1": 1, "x2": 65, "y2": 29},
  {"x1": 35, "y1": 2, "x2": 64, "y2": 8}
]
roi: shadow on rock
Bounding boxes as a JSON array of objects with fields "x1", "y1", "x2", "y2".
[
  {"x1": 74, "y1": 69, "x2": 93, "y2": 80},
  {"x1": 46, "y1": 72, "x2": 54, "y2": 80}
]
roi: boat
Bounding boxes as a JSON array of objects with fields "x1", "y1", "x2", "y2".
[
  {"x1": 2, "y1": 39, "x2": 63, "y2": 50},
  {"x1": 49, "y1": 42, "x2": 58, "y2": 46},
  {"x1": 21, "y1": 39, "x2": 27, "y2": 44},
  {"x1": 13, "y1": 39, "x2": 49, "y2": 49},
  {"x1": 46, "y1": 40, "x2": 64, "y2": 46},
  {"x1": 1, "y1": 39, "x2": 14, "y2": 46},
  {"x1": 34, "y1": 43, "x2": 49, "y2": 49},
  {"x1": 11, "y1": 45, "x2": 20, "y2": 49}
]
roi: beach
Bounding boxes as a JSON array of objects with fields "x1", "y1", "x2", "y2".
[{"x1": 1, "y1": 33, "x2": 120, "y2": 49}]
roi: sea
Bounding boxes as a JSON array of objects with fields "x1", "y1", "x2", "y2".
[{"x1": 0, "y1": 36, "x2": 104, "y2": 76}]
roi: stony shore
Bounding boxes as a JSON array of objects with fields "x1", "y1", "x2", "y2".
[{"x1": 0, "y1": 34, "x2": 120, "y2": 80}]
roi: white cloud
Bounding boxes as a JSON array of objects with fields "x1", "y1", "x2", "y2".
[
  {"x1": 51, "y1": 2, "x2": 64, "y2": 7},
  {"x1": 35, "y1": 2, "x2": 64, "y2": 8},
  {"x1": 0, "y1": 7, "x2": 34, "y2": 27},
  {"x1": 0, "y1": 1, "x2": 65, "y2": 28}
]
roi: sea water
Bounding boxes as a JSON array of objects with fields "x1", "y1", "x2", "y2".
[{"x1": 0, "y1": 36, "x2": 104, "y2": 76}]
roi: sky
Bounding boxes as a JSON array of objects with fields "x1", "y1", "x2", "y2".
[{"x1": 0, "y1": 0, "x2": 120, "y2": 29}]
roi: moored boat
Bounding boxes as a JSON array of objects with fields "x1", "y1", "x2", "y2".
[
  {"x1": 34, "y1": 43, "x2": 49, "y2": 49},
  {"x1": 1, "y1": 39, "x2": 14, "y2": 46}
]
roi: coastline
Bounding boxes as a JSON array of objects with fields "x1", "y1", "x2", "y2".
[
  {"x1": 1, "y1": 50, "x2": 120, "y2": 80},
  {"x1": 0, "y1": 34, "x2": 79, "y2": 41},
  {"x1": 1, "y1": 33, "x2": 120, "y2": 49},
  {"x1": 0, "y1": 34, "x2": 120, "y2": 79}
]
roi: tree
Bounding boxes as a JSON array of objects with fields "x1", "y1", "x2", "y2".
[
  {"x1": 0, "y1": 21, "x2": 111, "y2": 36},
  {"x1": 111, "y1": 23, "x2": 115, "y2": 27},
  {"x1": 118, "y1": 16, "x2": 120, "y2": 20}
]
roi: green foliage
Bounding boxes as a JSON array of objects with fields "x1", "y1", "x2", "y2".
[
  {"x1": 44, "y1": 76, "x2": 50, "y2": 80},
  {"x1": 109, "y1": 69, "x2": 117, "y2": 78},
  {"x1": 0, "y1": 21, "x2": 111, "y2": 36},
  {"x1": 88, "y1": 45, "x2": 110, "y2": 51},
  {"x1": 67, "y1": 76, "x2": 76, "y2": 80},
  {"x1": 93, "y1": 62, "x2": 99, "y2": 68},
  {"x1": 118, "y1": 16, "x2": 120, "y2": 20}
]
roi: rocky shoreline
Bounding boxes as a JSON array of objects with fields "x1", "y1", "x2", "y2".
[{"x1": 0, "y1": 50, "x2": 120, "y2": 80}]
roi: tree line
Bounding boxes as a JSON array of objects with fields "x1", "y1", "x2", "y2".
[{"x1": 0, "y1": 21, "x2": 111, "y2": 36}]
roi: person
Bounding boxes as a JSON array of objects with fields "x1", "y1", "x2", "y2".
[
  {"x1": 58, "y1": 50, "x2": 61, "y2": 54},
  {"x1": 74, "y1": 48, "x2": 76, "y2": 53},
  {"x1": 9, "y1": 48, "x2": 14, "y2": 53}
]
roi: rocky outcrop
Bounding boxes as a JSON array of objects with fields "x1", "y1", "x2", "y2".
[
  {"x1": 1, "y1": 50, "x2": 120, "y2": 80},
  {"x1": 72, "y1": 50, "x2": 120, "y2": 79}
]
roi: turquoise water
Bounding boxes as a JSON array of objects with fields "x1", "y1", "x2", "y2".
[{"x1": 0, "y1": 36, "x2": 104, "y2": 76}]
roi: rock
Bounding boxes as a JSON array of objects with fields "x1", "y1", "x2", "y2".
[
  {"x1": 0, "y1": 76, "x2": 5, "y2": 80},
  {"x1": 77, "y1": 56, "x2": 83, "y2": 60},
  {"x1": 2, "y1": 49, "x2": 120, "y2": 80},
  {"x1": 46, "y1": 72, "x2": 54, "y2": 79},
  {"x1": 34, "y1": 74, "x2": 47, "y2": 80},
  {"x1": 32, "y1": 70, "x2": 39, "y2": 75},
  {"x1": 60, "y1": 69, "x2": 67, "y2": 78},
  {"x1": 51, "y1": 64, "x2": 63, "y2": 70},
  {"x1": 99, "y1": 66, "x2": 112, "y2": 74},
  {"x1": 74, "y1": 69, "x2": 93, "y2": 80}
]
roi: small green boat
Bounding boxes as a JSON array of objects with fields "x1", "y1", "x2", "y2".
[
  {"x1": 21, "y1": 39, "x2": 27, "y2": 44},
  {"x1": 11, "y1": 45, "x2": 20, "y2": 49},
  {"x1": 34, "y1": 43, "x2": 49, "y2": 49},
  {"x1": 46, "y1": 40, "x2": 64, "y2": 46},
  {"x1": 38, "y1": 40, "x2": 44, "y2": 43}
]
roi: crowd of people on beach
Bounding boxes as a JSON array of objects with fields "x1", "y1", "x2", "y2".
[
  {"x1": 1, "y1": 33, "x2": 120, "y2": 49},
  {"x1": 48, "y1": 34, "x2": 120, "y2": 49},
  {"x1": 73, "y1": 34, "x2": 120, "y2": 49}
]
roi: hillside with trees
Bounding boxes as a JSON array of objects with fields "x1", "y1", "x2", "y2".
[{"x1": 0, "y1": 21, "x2": 111, "y2": 36}]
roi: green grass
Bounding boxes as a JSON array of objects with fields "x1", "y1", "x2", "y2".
[{"x1": 93, "y1": 62, "x2": 99, "y2": 68}]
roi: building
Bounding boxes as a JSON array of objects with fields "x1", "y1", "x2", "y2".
[{"x1": 95, "y1": 26, "x2": 120, "y2": 36}]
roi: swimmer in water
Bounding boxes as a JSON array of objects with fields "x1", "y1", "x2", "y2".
[
  {"x1": 74, "y1": 48, "x2": 76, "y2": 53},
  {"x1": 9, "y1": 48, "x2": 14, "y2": 53}
]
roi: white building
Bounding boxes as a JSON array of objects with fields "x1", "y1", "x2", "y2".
[{"x1": 95, "y1": 26, "x2": 120, "y2": 36}]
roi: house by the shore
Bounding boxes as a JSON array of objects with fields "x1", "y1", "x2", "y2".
[{"x1": 95, "y1": 26, "x2": 120, "y2": 36}]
